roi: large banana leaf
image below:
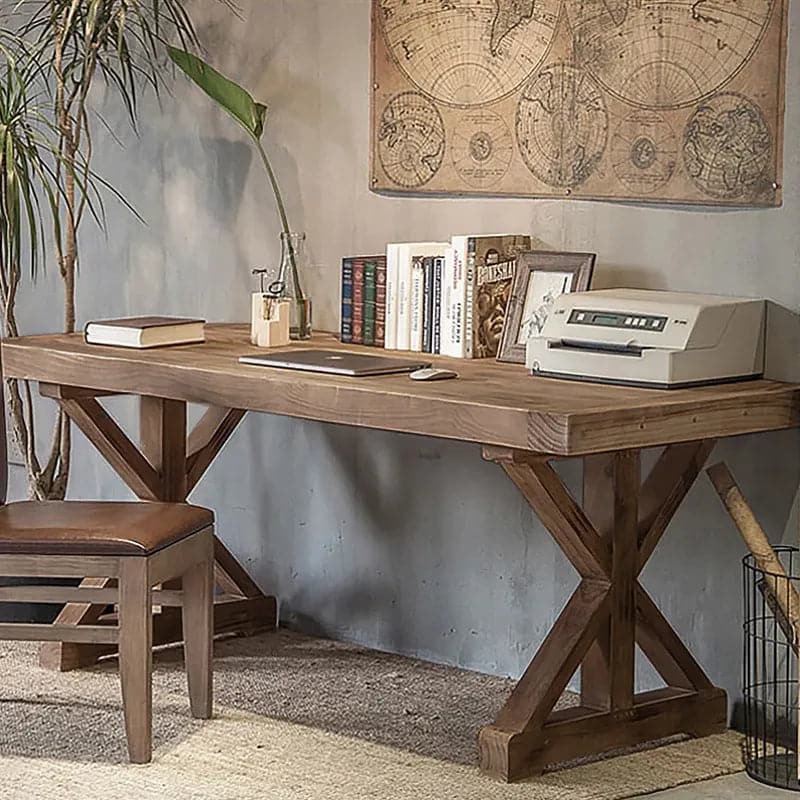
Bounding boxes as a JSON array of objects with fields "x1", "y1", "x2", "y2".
[{"x1": 168, "y1": 46, "x2": 267, "y2": 140}]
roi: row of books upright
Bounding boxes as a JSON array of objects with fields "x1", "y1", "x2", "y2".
[
  {"x1": 340, "y1": 233, "x2": 530, "y2": 358},
  {"x1": 340, "y1": 256, "x2": 386, "y2": 346}
]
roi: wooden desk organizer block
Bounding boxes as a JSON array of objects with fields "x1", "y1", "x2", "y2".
[{"x1": 251, "y1": 294, "x2": 290, "y2": 348}]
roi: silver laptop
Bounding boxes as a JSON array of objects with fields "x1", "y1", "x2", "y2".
[{"x1": 239, "y1": 349, "x2": 430, "y2": 376}]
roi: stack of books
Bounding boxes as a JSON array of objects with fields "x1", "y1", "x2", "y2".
[
  {"x1": 340, "y1": 255, "x2": 387, "y2": 346},
  {"x1": 340, "y1": 234, "x2": 530, "y2": 358}
]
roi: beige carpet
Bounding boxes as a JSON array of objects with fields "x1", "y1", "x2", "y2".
[{"x1": 0, "y1": 630, "x2": 745, "y2": 799}]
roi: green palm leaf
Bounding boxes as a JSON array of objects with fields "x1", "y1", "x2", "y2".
[
  {"x1": 167, "y1": 45, "x2": 267, "y2": 140},
  {"x1": 168, "y1": 45, "x2": 299, "y2": 295}
]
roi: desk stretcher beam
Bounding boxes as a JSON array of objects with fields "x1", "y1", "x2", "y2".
[
  {"x1": 480, "y1": 441, "x2": 725, "y2": 782},
  {"x1": 38, "y1": 390, "x2": 271, "y2": 672}
]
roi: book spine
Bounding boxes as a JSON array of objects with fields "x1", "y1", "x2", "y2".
[
  {"x1": 409, "y1": 256, "x2": 425, "y2": 352},
  {"x1": 385, "y1": 245, "x2": 398, "y2": 349},
  {"x1": 363, "y1": 261, "x2": 377, "y2": 346},
  {"x1": 397, "y1": 247, "x2": 412, "y2": 350},
  {"x1": 352, "y1": 259, "x2": 365, "y2": 345},
  {"x1": 340, "y1": 258, "x2": 353, "y2": 343},
  {"x1": 465, "y1": 237, "x2": 476, "y2": 359},
  {"x1": 432, "y1": 256, "x2": 443, "y2": 354},
  {"x1": 440, "y1": 247, "x2": 456, "y2": 357},
  {"x1": 449, "y1": 240, "x2": 467, "y2": 357},
  {"x1": 422, "y1": 257, "x2": 433, "y2": 353},
  {"x1": 375, "y1": 256, "x2": 387, "y2": 348}
]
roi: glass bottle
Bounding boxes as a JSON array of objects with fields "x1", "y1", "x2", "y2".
[{"x1": 275, "y1": 231, "x2": 312, "y2": 340}]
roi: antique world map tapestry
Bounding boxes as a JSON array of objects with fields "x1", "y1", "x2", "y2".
[{"x1": 370, "y1": 0, "x2": 788, "y2": 206}]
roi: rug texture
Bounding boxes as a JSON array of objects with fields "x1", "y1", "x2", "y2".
[{"x1": 0, "y1": 630, "x2": 745, "y2": 799}]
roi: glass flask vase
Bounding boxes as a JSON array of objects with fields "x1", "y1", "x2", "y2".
[{"x1": 276, "y1": 231, "x2": 312, "y2": 340}]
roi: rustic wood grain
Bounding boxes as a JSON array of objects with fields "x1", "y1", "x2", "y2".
[
  {"x1": 3, "y1": 326, "x2": 797, "y2": 456},
  {"x1": 637, "y1": 440, "x2": 717, "y2": 572},
  {"x1": 140, "y1": 396, "x2": 188, "y2": 502},
  {"x1": 635, "y1": 585, "x2": 714, "y2": 692},
  {"x1": 493, "y1": 578, "x2": 612, "y2": 733},
  {"x1": 609, "y1": 450, "x2": 640, "y2": 712},
  {"x1": 580, "y1": 453, "x2": 615, "y2": 710},
  {"x1": 502, "y1": 460, "x2": 610, "y2": 578},
  {"x1": 186, "y1": 406, "x2": 247, "y2": 492},
  {"x1": 60, "y1": 398, "x2": 161, "y2": 501},
  {"x1": 482, "y1": 442, "x2": 727, "y2": 781}
]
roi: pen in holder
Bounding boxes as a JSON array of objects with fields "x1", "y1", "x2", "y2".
[{"x1": 251, "y1": 269, "x2": 291, "y2": 348}]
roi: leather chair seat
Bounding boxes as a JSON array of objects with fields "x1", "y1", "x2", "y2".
[{"x1": 0, "y1": 501, "x2": 214, "y2": 556}]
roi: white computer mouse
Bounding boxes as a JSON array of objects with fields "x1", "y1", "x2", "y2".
[{"x1": 409, "y1": 367, "x2": 459, "y2": 381}]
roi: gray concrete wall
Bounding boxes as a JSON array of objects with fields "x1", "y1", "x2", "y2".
[{"x1": 8, "y1": 1, "x2": 800, "y2": 704}]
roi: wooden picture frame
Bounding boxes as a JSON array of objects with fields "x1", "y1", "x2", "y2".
[{"x1": 497, "y1": 251, "x2": 596, "y2": 365}]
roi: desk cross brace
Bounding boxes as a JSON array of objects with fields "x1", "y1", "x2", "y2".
[
  {"x1": 36, "y1": 385, "x2": 276, "y2": 671},
  {"x1": 478, "y1": 441, "x2": 726, "y2": 781}
]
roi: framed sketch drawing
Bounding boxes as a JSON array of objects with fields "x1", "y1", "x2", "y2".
[{"x1": 497, "y1": 251, "x2": 596, "y2": 364}]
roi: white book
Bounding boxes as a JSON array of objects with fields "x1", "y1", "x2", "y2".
[
  {"x1": 384, "y1": 243, "x2": 402, "y2": 349},
  {"x1": 450, "y1": 236, "x2": 471, "y2": 358},
  {"x1": 440, "y1": 247, "x2": 458, "y2": 357},
  {"x1": 396, "y1": 242, "x2": 448, "y2": 351},
  {"x1": 441, "y1": 240, "x2": 469, "y2": 358},
  {"x1": 85, "y1": 316, "x2": 205, "y2": 349}
]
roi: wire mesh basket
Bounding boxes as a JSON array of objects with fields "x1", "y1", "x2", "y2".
[{"x1": 743, "y1": 546, "x2": 800, "y2": 791}]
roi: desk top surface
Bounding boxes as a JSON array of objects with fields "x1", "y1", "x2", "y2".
[{"x1": 3, "y1": 324, "x2": 798, "y2": 456}]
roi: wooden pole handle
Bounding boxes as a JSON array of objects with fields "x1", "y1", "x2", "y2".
[
  {"x1": 708, "y1": 460, "x2": 800, "y2": 779},
  {"x1": 707, "y1": 462, "x2": 800, "y2": 634}
]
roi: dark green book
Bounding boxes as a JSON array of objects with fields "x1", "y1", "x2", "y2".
[{"x1": 363, "y1": 260, "x2": 377, "y2": 346}]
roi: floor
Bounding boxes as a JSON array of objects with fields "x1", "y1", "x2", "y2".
[{"x1": 648, "y1": 774, "x2": 792, "y2": 797}]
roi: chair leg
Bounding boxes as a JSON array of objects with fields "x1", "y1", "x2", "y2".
[
  {"x1": 119, "y1": 558, "x2": 153, "y2": 764},
  {"x1": 181, "y1": 536, "x2": 213, "y2": 719}
]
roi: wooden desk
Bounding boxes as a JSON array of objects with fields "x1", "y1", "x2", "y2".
[{"x1": 3, "y1": 324, "x2": 800, "y2": 781}]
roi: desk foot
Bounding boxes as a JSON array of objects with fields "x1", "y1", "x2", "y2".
[
  {"x1": 39, "y1": 595, "x2": 278, "y2": 672},
  {"x1": 479, "y1": 687, "x2": 727, "y2": 782}
]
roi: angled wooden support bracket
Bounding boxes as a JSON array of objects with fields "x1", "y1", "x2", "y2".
[
  {"x1": 186, "y1": 407, "x2": 247, "y2": 493},
  {"x1": 479, "y1": 439, "x2": 725, "y2": 782},
  {"x1": 38, "y1": 389, "x2": 274, "y2": 671}
]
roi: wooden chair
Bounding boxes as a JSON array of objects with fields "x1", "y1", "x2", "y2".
[{"x1": 0, "y1": 380, "x2": 214, "y2": 763}]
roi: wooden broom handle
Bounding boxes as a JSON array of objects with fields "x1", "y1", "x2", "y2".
[
  {"x1": 708, "y1": 461, "x2": 800, "y2": 782},
  {"x1": 707, "y1": 462, "x2": 800, "y2": 636}
]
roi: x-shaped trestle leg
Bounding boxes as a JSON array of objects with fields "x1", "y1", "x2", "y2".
[
  {"x1": 36, "y1": 386, "x2": 276, "y2": 671},
  {"x1": 479, "y1": 441, "x2": 727, "y2": 782}
]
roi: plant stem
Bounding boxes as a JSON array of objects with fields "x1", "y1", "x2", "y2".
[{"x1": 254, "y1": 138, "x2": 302, "y2": 300}]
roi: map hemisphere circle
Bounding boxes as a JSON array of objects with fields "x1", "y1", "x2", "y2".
[
  {"x1": 378, "y1": 0, "x2": 563, "y2": 107},
  {"x1": 378, "y1": 91, "x2": 446, "y2": 189},
  {"x1": 452, "y1": 110, "x2": 514, "y2": 189},
  {"x1": 567, "y1": 0, "x2": 775, "y2": 109},
  {"x1": 682, "y1": 92, "x2": 772, "y2": 199},
  {"x1": 516, "y1": 64, "x2": 608, "y2": 188},
  {"x1": 611, "y1": 111, "x2": 678, "y2": 194}
]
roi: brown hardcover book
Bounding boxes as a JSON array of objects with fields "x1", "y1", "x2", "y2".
[
  {"x1": 84, "y1": 316, "x2": 205, "y2": 349},
  {"x1": 352, "y1": 260, "x2": 365, "y2": 344},
  {"x1": 374, "y1": 256, "x2": 387, "y2": 347}
]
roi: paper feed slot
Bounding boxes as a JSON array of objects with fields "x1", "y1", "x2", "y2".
[{"x1": 550, "y1": 339, "x2": 646, "y2": 357}]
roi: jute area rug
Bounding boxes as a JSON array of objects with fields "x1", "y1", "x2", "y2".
[{"x1": 0, "y1": 630, "x2": 743, "y2": 800}]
